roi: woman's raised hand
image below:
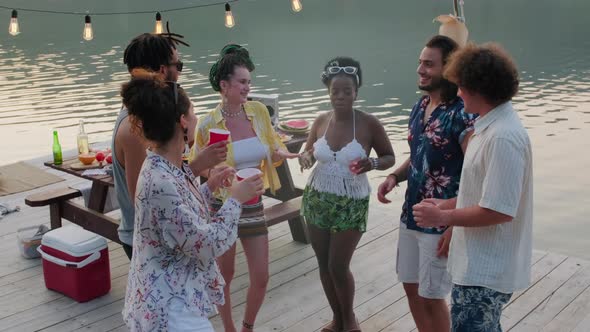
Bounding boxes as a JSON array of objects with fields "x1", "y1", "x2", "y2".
[
  {"x1": 349, "y1": 158, "x2": 372, "y2": 174},
  {"x1": 200, "y1": 141, "x2": 229, "y2": 168},
  {"x1": 230, "y1": 174, "x2": 265, "y2": 204},
  {"x1": 208, "y1": 165, "x2": 235, "y2": 192}
]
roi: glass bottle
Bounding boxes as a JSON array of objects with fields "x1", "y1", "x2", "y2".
[
  {"x1": 52, "y1": 131, "x2": 63, "y2": 165},
  {"x1": 77, "y1": 120, "x2": 89, "y2": 155}
]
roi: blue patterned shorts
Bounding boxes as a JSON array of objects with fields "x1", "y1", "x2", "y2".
[{"x1": 451, "y1": 285, "x2": 512, "y2": 332}]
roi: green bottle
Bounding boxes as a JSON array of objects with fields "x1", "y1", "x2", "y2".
[{"x1": 52, "y1": 130, "x2": 63, "y2": 165}]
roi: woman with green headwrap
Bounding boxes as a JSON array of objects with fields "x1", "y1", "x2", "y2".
[{"x1": 190, "y1": 44, "x2": 299, "y2": 332}]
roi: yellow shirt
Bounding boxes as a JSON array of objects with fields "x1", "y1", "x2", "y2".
[{"x1": 190, "y1": 101, "x2": 286, "y2": 198}]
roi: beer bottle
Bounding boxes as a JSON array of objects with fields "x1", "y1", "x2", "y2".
[
  {"x1": 77, "y1": 120, "x2": 89, "y2": 154},
  {"x1": 52, "y1": 130, "x2": 63, "y2": 165}
]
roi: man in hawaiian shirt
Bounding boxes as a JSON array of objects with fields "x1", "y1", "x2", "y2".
[
  {"x1": 378, "y1": 35, "x2": 476, "y2": 332},
  {"x1": 413, "y1": 43, "x2": 532, "y2": 332}
]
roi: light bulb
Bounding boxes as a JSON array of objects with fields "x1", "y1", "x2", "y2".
[
  {"x1": 291, "y1": 0, "x2": 302, "y2": 13},
  {"x1": 224, "y1": 3, "x2": 235, "y2": 28},
  {"x1": 8, "y1": 10, "x2": 19, "y2": 36},
  {"x1": 154, "y1": 12, "x2": 163, "y2": 34},
  {"x1": 83, "y1": 15, "x2": 93, "y2": 41}
]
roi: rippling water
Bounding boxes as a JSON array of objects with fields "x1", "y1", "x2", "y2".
[{"x1": 1, "y1": 0, "x2": 589, "y2": 258}]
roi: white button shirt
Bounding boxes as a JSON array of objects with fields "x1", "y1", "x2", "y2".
[{"x1": 448, "y1": 101, "x2": 534, "y2": 294}]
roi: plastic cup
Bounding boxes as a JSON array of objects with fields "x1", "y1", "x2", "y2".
[
  {"x1": 209, "y1": 128, "x2": 230, "y2": 145},
  {"x1": 236, "y1": 168, "x2": 263, "y2": 205}
]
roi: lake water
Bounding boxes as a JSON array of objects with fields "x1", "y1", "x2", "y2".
[{"x1": 1, "y1": 0, "x2": 589, "y2": 258}]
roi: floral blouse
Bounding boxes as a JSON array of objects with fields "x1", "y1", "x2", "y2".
[
  {"x1": 401, "y1": 96, "x2": 477, "y2": 234},
  {"x1": 123, "y1": 150, "x2": 241, "y2": 332}
]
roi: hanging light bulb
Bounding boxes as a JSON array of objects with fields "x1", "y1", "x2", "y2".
[
  {"x1": 154, "y1": 12, "x2": 163, "y2": 34},
  {"x1": 8, "y1": 9, "x2": 19, "y2": 36},
  {"x1": 82, "y1": 15, "x2": 93, "y2": 41},
  {"x1": 224, "y1": 3, "x2": 235, "y2": 28},
  {"x1": 291, "y1": 0, "x2": 303, "y2": 13}
]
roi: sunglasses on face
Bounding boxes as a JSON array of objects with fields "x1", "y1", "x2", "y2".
[
  {"x1": 169, "y1": 61, "x2": 183, "y2": 72},
  {"x1": 327, "y1": 66, "x2": 358, "y2": 75}
]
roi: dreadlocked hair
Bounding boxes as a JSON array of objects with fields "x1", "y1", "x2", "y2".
[
  {"x1": 123, "y1": 23, "x2": 189, "y2": 73},
  {"x1": 121, "y1": 69, "x2": 191, "y2": 145},
  {"x1": 209, "y1": 44, "x2": 255, "y2": 92}
]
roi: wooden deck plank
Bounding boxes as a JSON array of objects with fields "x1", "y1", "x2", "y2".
[
  {"x1": 381, "y1": 249, "x2": 554, "y2": 332},
  {"x1": 212, "y1": 227, "x2": 397, "y2": 331},
  {"x1": 280, "y1": 272, "x2": 398, "y2": 332},
  {"x1": 510, "y1": 264, "x2": 590, "y2": 331},
  {"x1": 1, "y1": 162, "x2": 589, "y2": 332},
  {"x1": 501, "y1": 257, "x2": 586, "y2": 330},
  {"x1": 228, "y1": 210, "x2": 394, "y2": 302},
  {"x1": 541, "y1": 283, "x2": 590, "y2": 332},
  {"x1": 0, "y1": 247, "x2": 127, "y2": 318},
  {"x1": 0, "y1": 274, "x2": 127, "y2": 331},
  {"x1": 571, "y1": 311, "x2": 590, "y2": 332},
  {"x1": 39, "y1": 300, "x2": 124, "y2": 332},
  {"x1": 71, "y1": 312, "x2": 124, "y2": 332}
]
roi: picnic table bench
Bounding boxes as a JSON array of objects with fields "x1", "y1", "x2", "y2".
[{"x1": 25, "y1": 135, "x2": 309, "y2": 244}]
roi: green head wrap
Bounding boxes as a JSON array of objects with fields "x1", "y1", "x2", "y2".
[{"x1": 209, "y1": 44, "x2": 255, "y2": 92}]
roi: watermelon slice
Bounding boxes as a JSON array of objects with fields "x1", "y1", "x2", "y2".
[{"x1": 282, "y1": 119, "x2": 309, "y2": 129}]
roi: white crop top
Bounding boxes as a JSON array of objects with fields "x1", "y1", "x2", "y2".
[
  {"x1": 232, "y1": 136, "x2": 267, "y2": 170},
  {"x1": 307, "y1": 110, "x2": 371, "y2": 199}
]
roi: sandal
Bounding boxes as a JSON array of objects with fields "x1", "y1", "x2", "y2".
[
  {"x1": 320, "y1": 320, "x2": 340, "y2": 332},
  {"x1": 343, "y1": 318, "x2": 361, "y2": 332},
  {"x1": 242, "y1": 321, "x2": 254, "y2": 331}
]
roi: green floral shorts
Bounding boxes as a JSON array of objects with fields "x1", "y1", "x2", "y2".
[{"x1": 301, "y1": 186, "x2": 369, "y2": 233}]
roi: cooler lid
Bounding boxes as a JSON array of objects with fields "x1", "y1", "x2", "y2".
[{"x1": 41, "y1": 225, "x2": 107, "y2": 257}]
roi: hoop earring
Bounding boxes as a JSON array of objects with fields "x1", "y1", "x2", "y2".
[{"x1": 182, "y1": 127, "x2": 190, "y2": 163}]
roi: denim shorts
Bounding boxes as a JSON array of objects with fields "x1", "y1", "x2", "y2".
[{"x1": 451, "y1": 285, "x2": 512, "y2": 332}]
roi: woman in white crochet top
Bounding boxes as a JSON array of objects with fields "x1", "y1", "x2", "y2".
[{"x1": 300, "y1": 57, "x2": 395, "y2": 332}]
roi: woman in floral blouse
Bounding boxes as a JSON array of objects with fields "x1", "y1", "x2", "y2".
[{"x1": 120, "y1": 69, "x2": 264, "y2": 332}]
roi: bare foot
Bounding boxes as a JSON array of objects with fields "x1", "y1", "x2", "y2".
[{"x1": 321, "y1": 320, "x2": 342, "y2": 332}]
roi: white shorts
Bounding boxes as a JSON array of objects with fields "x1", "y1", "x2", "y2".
[
  {"x1": 396, "y1": 222, "x2": 452, "y2": 299},
  {"x1": 167, "y1": 299, "x2": 215, "y2": 332}
]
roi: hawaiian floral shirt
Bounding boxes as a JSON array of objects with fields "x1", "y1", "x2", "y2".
[
  {"x1": 123, "y1": 150, "x2": 241, "y2": 332},
  {"x1": 401, "y1": 96, "x2": 477, "y2": 234}
]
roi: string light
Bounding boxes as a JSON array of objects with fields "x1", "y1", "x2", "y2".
[
  {"x1": 2, "y1": 1, "x2": 239, "y2": 39},
  {"x1": 224, "y1": 3, "x2": 235, "y2": 28},
  {"x1": 154, "y1": 12, "x2": 163, "y2": 34},
  {"x1": 82, "y1": 15, "x2": 93, "y2": 41},
  {"x1": 8, "y1": 9, "x2": 19, "y2": 36},
  {"x1": 291, "y1": 0, "x2": 302, "y2": 13}
]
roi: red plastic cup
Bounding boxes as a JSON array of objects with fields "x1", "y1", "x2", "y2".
[
  {"x1": 209, "y1": 128, "x2": 230, "y2": 145},
  {"x1": 236, "y1": 168, "x2": 263, "y2": 205}
]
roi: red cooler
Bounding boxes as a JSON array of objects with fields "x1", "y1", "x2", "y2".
[{"x1": 37, "y1": 225, "x2": 111, "y2": 302}]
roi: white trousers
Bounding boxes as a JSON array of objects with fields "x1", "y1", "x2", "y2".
[{"x1": 167, "y1": 299, "x2": 215, "y2": 332}]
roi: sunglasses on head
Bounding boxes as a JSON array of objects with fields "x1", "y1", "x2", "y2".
[
  {"x1": 327, "y1": 66, "x2": 358, "y2": 75},
  {"x1": 169, "y1": 61, "x2": 183, "y2": 72}
]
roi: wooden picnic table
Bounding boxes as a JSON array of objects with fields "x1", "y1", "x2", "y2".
[{"x1": 25, "y1": 134, "x2": 310, "y2": 244}]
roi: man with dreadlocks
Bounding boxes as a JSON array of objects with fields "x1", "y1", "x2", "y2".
[{"x1": 112, "y1": 32, "x2": 229, "y2": 260}]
